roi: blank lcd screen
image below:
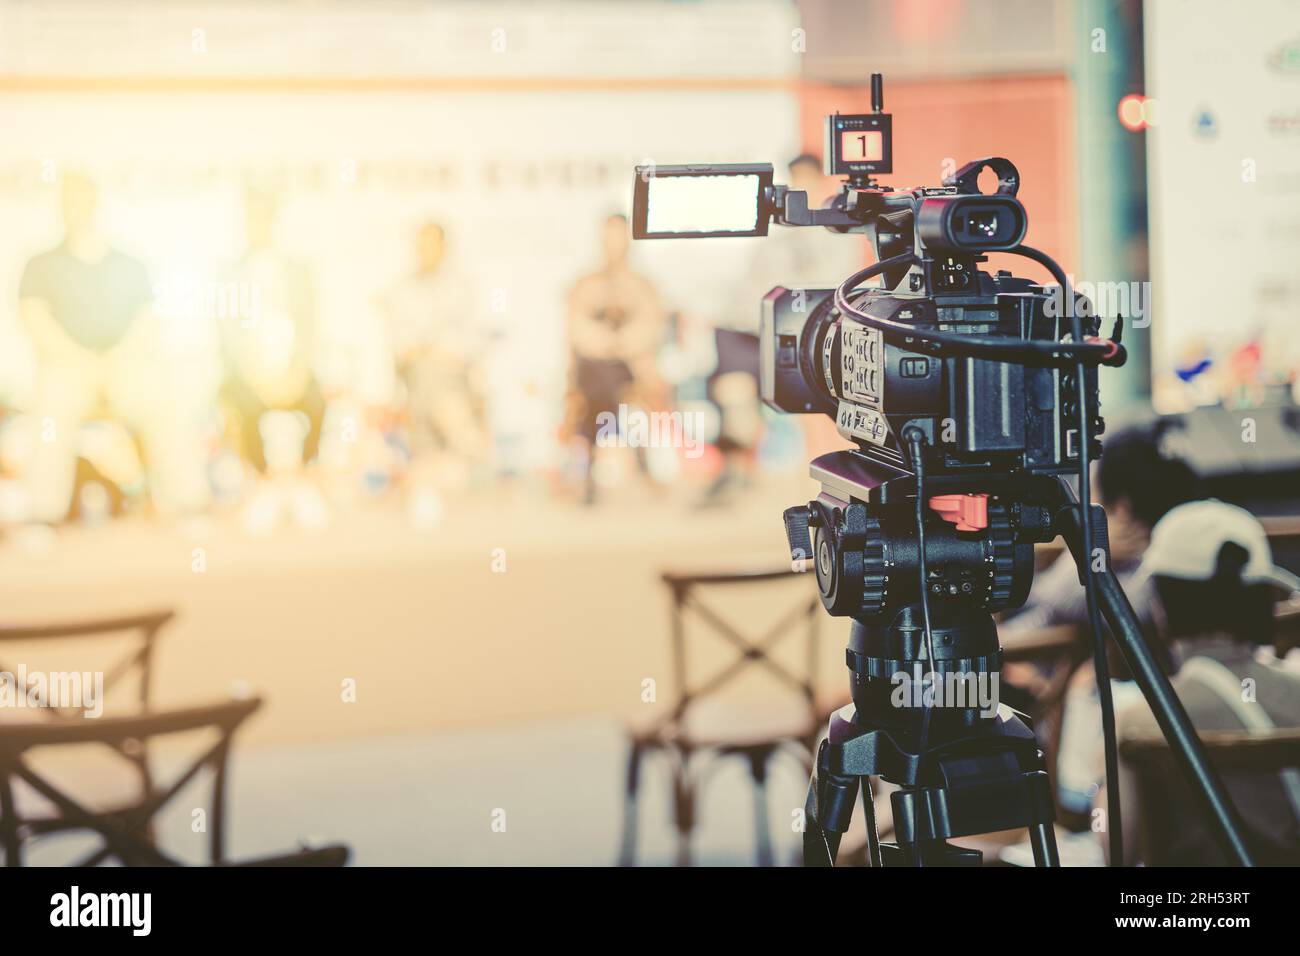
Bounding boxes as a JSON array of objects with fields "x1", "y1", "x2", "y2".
[{"x1": 644, "y1": 173, "x2": 762, "y2": 235}]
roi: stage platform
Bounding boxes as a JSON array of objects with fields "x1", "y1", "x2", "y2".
[{"x1": 0, "y1": 474, "x2": 842, "y2": 748}]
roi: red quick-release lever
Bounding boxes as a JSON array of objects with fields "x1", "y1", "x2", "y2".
[{"x1": 929, "y1": 493, "x2": 990, "y2": 532}]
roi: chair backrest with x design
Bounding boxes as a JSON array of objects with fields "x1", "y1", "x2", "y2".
[
  {"x1": 0, "y1": 695, "x2": 262, "y2": 866},
  {"x1": 0, "y1": 609, "x2": 175, "y2": 800},
  {"x1": 657, "y1": 566, "x2": 822, "y2": 741}
]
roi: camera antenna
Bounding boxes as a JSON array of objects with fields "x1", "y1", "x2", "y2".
[{"x1": 871, "y1": 73, "x2": 884, "y2": 113}]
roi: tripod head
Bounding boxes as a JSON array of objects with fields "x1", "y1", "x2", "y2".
[
  {"x1": 783, "y1": 449, "x2": 1055, "y2": 780},
  {"x1": 784, "y1": 449, "x2": 1057, "y2": 621}
]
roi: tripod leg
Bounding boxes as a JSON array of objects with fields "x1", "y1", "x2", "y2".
[
  {"x1": 803, "y1": 739, "x2": 859, "y2": 866},
  {"x1": 1029, "y1": 821, "x2": 1060, "y2": 867},
  {"x1": 861, "y1": 776, "x2": 883, "y2": 867}
]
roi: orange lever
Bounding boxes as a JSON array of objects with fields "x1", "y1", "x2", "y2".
[{"x1": 929, "y1": 493, "x2": 989, "y2": 532}]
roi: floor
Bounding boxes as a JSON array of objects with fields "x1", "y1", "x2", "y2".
[
  {"x1": 0, "y1": 474, "x2": 838, "y2": 748},
  {"x1": 19, "y1": 715, "x2": 813, "y2": 866}
]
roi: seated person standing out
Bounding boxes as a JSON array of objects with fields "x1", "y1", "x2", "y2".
[
  {"x1": 565, "y1": 213, "x2": 665, "y2": 504},
  {"x1": 220, "y1": 187, "x2": 324, "y2": 477},
  {"x1": 1109, "y1": 499, "x2": 1300, "y2": 865},
  {"x1": 219, "y1": 187, "x2": 328, "y2": 529},
  {"x1": 379, "y1": 220, "x2": 487, "y2": 488},
  {"x1": 19, "y1": 172, "x2": 207, "y2": 522}
]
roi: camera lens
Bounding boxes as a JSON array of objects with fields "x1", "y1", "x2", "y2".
[
  {"x1": 917, "y1": 195, "x2": 1025, "y2": 251},
  {"x1": 966, "y1": 210, "x2": 999, "y2": 238}
]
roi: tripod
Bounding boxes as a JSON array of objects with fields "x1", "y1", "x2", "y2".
[
  {"x1": 806, "y1": 605, "x2": 1059, "y2": 866},
  {"x1": 789, "y1": 450, "x2": 1255, "y2": 867}
]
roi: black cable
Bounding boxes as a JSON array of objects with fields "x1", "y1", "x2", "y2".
[
  {"x1": 833, "y1": 256, "x2": 1124, "y2": 369},
  {"x1": 1007, "y1": 244, "x2": 1123, "y2": 867},
  {"x1": 904, "y1": 428, "x2": 938, "y2": 756}
]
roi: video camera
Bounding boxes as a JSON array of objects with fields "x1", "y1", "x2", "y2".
[
  {"x1": 628, "y1": 75, "x2": 1257, "y2": 870},
  {"x1": 631, "y1": 74, "x2": 1124, "y2": 484}
]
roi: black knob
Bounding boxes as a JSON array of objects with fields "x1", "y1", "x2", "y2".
[{"x1": 782, "y1": 505, "x2": 813, "y2": 565}]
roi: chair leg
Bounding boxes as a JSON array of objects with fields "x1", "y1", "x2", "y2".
[
  {"x1": 618, "y1": 739, "x2": 644, "y2": 867},
  {"x1": 748, "y1": 750, "x2": 774, "y2": 867},
  {"x1": 672, "y1": 749, "x2": 695, "y2": 867},
  {"x1": 211, "y1": 740, "x2": 232, "y2": 865},
  {"x1": 0, "y1": 773, "x2": 21, "y2": 867}
]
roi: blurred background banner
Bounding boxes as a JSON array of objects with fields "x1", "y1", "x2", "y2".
[{"x1": 1146, "y1": 0, "x2": 1300, "y2": 412}]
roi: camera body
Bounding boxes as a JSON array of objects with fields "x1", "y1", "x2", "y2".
[
  {"x1": 758, "y1": 148, "x2": 1098, "y2": 480},
  {"x1": 762, "y1": 273, "x2": 1099, "y2": 479}
]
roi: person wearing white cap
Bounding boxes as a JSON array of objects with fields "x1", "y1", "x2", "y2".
[
  {"x1": 1003, "y1": 426, "x2": 1201, "y2": 817},
  {"x1": 1103, "y1": 499, "x2": 1300, "y2": 865}
]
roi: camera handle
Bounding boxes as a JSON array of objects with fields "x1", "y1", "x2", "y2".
[
  {"x1": 768, "y1": 185, "x2": 862, "y2": 230},
  {"x1": 943, "y1": 156, "x2": 1021, "y2": 197},
  {"x1": 1051, "y1": 476, "x2": 1255, "y2": 866}
]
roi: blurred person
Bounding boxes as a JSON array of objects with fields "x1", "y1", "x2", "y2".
[
  {"x1": 17, "y1": 171, "x2": 207, "y2": 523},
  {"x1": 377, "y1": 220, "x2": 487, "y2": 509},
  {"x1": 999, "y1": 425, "x2": 1202, "y2": 812},
  {"x1": 700, "y1": 154, "x2": 864, "y2": 506},
  {"x1": 219, "y1": 186, "x2": 327, "y2": 529},
  {"x1": 1003, "y1": 425, "x2": 1202, "y2": 639},
  {"x1": 697, "y1": 330, "x2": 762, "y2": 509},
  {"x1": 1099, "y1": 500, "x2": 1300, "y2": 864},
  {"x1": 564, "y1": 213, "x2": 665, "y2": 504}
]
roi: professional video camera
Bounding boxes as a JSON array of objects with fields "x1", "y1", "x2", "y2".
[{"x1": 631, "y1": 75, "x2": 1254, "y2": 867}]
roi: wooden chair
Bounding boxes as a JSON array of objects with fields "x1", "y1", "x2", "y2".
[
  {"x1": 0, "y1": 611, "x2": 348, "y2": 867},
  {"x1": 1002, "y1": 593, "x2": 1299, "y2": 834},
  {"x1": 0, "y1": 608, "x2": 173, "y2": 704},
  {"x1": 1119, "y1": 727, "x2": 1300, "y2": 865},
  {"x1": 0, "y1": 694, "x2": 348, "y2": 866},
  {"x1": 0, "y1": 609, "x2": 175, "y2": 804},
  {"x1": 619, "y1": 566, "x2": 827, "y2": 866}
]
